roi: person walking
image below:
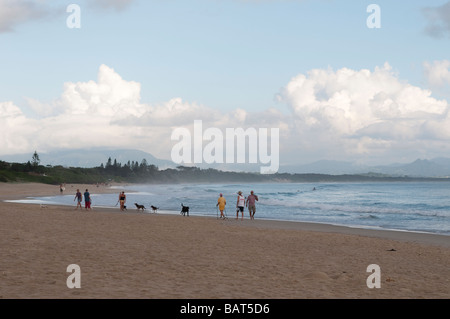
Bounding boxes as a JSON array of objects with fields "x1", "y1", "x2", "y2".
[
  {"x1": 74, "y1": 189, "x2": 83, "y2": 210},
  {"x1": 84, "y1": 189, "x2": 91, "y2": 211},
  {"x1": 216, "y1": 193, "x2": 226, "y2": 219},
  {"x1": 236, "y1": 191, "x2": 245, "y2": 220},
  {"x1": 119, "y1": 191, "x2": 126, "y2": 211},
  {"x1": 246, "y1": 190, "x2": 259, "y2": 220}
]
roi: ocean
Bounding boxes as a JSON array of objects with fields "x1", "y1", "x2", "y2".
[{"x1": 8, "y1": 182, "x2": 450, "y2": 236}]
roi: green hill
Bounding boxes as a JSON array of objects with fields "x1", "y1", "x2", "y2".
[{"x1": 2, "y1": 156, "x2": 450, "y2": 185}]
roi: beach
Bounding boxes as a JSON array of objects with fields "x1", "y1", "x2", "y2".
[{"x1": 0, "y1": 183, "x2": 449, "y2": 299}]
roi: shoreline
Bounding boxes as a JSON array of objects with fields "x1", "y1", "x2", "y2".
[
  {"x1": 2, "y1": 182, "x2": 449, "y2": 248},
  {"x1": 1, "y1": 182, "x2": 449, "y2": 298}
]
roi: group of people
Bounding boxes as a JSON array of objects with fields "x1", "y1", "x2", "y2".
[
  {"x1": 216, "y1": 190, "x2": 259, "y2": 220},
  {"x1": 73, "y1": 188, "x2": 259, "y2": 219},
  {"x1": 74, "y1": 189, "x2": 92, "y2": 210},
  {"x1": 74, "y1": 189, "x2": 126, "y2": 211}
]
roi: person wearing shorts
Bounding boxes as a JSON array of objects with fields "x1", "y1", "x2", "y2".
[
  {"x1": 74, "y1": 189, "x2": 82, "y2": 210},
  {"x1": 119, "y1": 191, "x2": 126, "y2": 211},
  {"x1": 216, "y1": 193, "x2": 226, "y2": 219},
  {"x1": 246, "y1": 190, "x2": 259, "y2": 220},
  {"x1": 236, "y1": 191, "x2": 245, "y2": 220},
  {"x1": 84, "y1": 189, "x2": 91, "y2": 211}
]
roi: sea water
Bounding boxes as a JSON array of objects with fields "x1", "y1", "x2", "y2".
[{"x1": 7, "y1": 182, "x2": 450, "y2": 236}]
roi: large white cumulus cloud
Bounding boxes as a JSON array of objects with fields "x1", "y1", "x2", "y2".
[
  {"x1": 280, "y1": 63, "x2": 450, "y2": 163},
  {"x1": 0, "y1": 65, "x2": 175, "y2": 156},
  {"x1": 1, "y1": 63, "x2": 450, "y2": 166},
  {"x1": 57, "y1": 64, "x2": 144, "y2": 117},
  {"x1": 0, "y1": 65, "x2": 259, "y2": 158}
]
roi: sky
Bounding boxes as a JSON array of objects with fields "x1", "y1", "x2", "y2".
[{"x1": 1, "y1": 0, "x2": 450, "y2": 170}]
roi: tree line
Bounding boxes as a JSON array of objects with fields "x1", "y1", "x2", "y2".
[
  {"x1": 2, "y1": 151, "x2": 450, "y2": 185},
  {"x1": 0, "y1": 152, "x2": 160, "y2": 184},
  {"x1": 99, "y1": 157, "x2": 158, "y2": 178}
]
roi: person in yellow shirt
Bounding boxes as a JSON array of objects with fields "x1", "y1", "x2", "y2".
[{"x1": 216, "y1": 193, "x2": 226, "y2": 219}]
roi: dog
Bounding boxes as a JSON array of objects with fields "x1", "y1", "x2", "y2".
[
  {"x1": 40, "y1": 204, "x2": 48, "y2": 209},
  {"x1": 134, "y1": 203, "x2": 146, "y2": 211},
  {"x1": 150, "y1": 205, "x2": 159, "y2": 213},
  {"x1": 180, "y1": 203, "x2": 189, "y2": 216}
]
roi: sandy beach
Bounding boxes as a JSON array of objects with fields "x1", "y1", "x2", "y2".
[{"x1": 0, "y1": 182, "x2": 449, "y2": 299}]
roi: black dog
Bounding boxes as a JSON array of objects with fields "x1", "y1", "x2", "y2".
[
  {"x1": 151, "y1": 205, "x2": 159, "y2": 213},
  {"x1": 180, "y1": 203, "x2": 189, "y2": 216},
  {"x1": 134, "y1": 203, "x2": 146, "y2": 211}
]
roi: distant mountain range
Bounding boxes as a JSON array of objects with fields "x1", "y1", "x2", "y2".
[
  {"x1": 2, "y1": 149, "x2": 450, "y2": 178},
  {"x1": 280, "y1": 158, "x2": 450, "y2": 177}
]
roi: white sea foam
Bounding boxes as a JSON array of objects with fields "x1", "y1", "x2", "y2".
[{"x1": 7, "y1": 182, "x2": 450, "y2": 235}]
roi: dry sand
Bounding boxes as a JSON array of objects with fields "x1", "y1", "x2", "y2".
[{"x1": 0, "y1": 182, "x2": 449, "y2": 299}]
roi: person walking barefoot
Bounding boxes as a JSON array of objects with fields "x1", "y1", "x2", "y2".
[
  {"x1": 74, "y1": 189, "x2": 82, "y2": 210},
  {"x1": 216, "y1": 193, "x2": 226, "y2": 219},
  {"x1": 236, "y1": 191, "x2": 245, "y2": 220},
  {"x1": 84, "y1": 189, "x2": 91, "y2": 211},
  {"x1": 246, "y1": 190, "x2": 259, "y2": 220}
]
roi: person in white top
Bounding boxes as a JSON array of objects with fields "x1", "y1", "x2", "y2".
[{"x1": 236, "y1": 191, "x2": 245, "y2": 220}]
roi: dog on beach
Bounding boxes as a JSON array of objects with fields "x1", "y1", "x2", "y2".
[
  {"x1": 40, "y1": 204, "x2": 48, "y2": 209},
  {"x1": 134, "y1": 203, "x2": 146, "y2": 211},
  {"x1": 150, "y1": 205, "x2": 159, "y2": 213},
  {"x1": 180, "y1": 203, "x2": 189, "y2": 216}
]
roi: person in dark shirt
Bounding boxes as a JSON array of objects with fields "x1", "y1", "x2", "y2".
[
  {"x1": 84, "y1": 189, "x2": 91, "y2": 211},
  {"x1": 74, "y1": 189, "x2": 82, "y2": 210}
]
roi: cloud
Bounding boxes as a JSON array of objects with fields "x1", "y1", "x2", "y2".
[
  {"x1": 0, "y1": 65, "x2": 150, "y2": 155},
  {"x1": 0, "y1": 0, "x2": 49, "y2": 33},
  {"x1": 279, "y1": 63, "x2": 450, "y2": 163},
  {"x1": 423, "y1": 1, "x2": 450, "y2": 38},
  {"x1": 0, "y1": 0, "x2": 137, "y2": 34},
  {"x1": 1, "y1": 63, "x2": 450, "y2": 167},
  {"x1": 56, "y1": 64, "x2": 144, "y2": 117},
  {"x1": 0, "y1": 101, "x2": 39, "y2": 153},
  {"x1": 423, "y1": 60, "x2": 450, "y2": 88},
  {"x1": 91, "y1": 0, "x2": 136, "y2": 11},
  {"x1": 0, "y1": 65, "x2": 276, "y2": 159}
]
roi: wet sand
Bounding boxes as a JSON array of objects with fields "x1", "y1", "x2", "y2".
[{"x1": 0, "y1": 183, "x2": 449, "y2": 298}]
